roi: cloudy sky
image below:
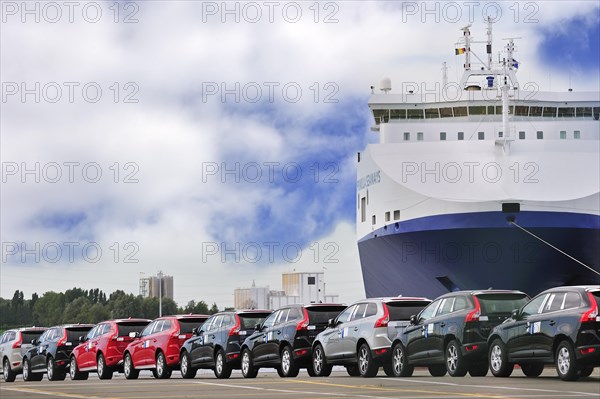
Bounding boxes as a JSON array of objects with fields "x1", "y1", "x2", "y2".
[{"x1": 1, "y1": 1, "x2": 599, "y2": 308}]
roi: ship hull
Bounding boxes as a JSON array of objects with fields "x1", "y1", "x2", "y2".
[{"x1": 358, "y1": 211, "x2": 600, "y2": 298}]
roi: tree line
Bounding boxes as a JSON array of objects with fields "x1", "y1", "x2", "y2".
[{"x1": 0, "y1": 288, "x2": 226, "y2": 331}]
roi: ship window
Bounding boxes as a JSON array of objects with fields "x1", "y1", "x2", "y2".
[
  {"x1": 417, "y1": 132, "x2": 424, "y2": 141},
  {"x1": 457, "y1": 132, "x2": 464, "y2": 140},
  {"x1": 498, "y1": 131, "x2": 503, "y2": 138},
  {"x1": 529, "y1": 106, "x2": 542, "y2": 116},
  {"x1": 543, "y1": 107, "x2": 557, "y2": 117},
  {"x1": 372, "y1": 215, "x2": 376, "y2": 225},
  {"x1": 487, "y1": 105, "x2": 495, "y2": 115},
  {"x1": 394, "y1": 210, "x2": 400, "y2": 220},
  {"x1": 385, "y1": 212, "x2": 390, "y2": 222},
  {"x1": 537, "y1": 131, "x2": 544, "y2": 139},
  {"x1": 594, "y1": 107, "x2": 600, "y2": 120},
  {"x1": 403, "y1": 132, "x2": 410, "y2": 141},
  {"x1": 390, "y1": 109, "x2": 406, "y2": 119},
  {"x1": 576, "y1": 107, "x2": 592, "y2": 117},
  {"x1": 574, "y1": 130, "x2": 581, "y2": 139},
  {"x1": 453, "y1": 106, "x2": 467, "y2": 117},
  {"x1": 514, "y1": 106, "x2": 529, "y2": 116},
  {"x1": 469, "y1": 106, "x2": 486, "y2": 115},
  {"x1": 495, "y1": 105, "x2": 514, "y2": 115},
  {"x1": 373, "y1": 109, "x2": 388, "y2": 125},
  {"x1": 440, "y1": 132, "x2": 446, "y2": 141},
  {"x1": 425, "y1": 108, "x2": 439, "y2": 119},
  {"x1": 560, "y1": 131, "x2": 566, "y2": 139},
  {"x1": 407, "y1": 109, "x2": 424, "y2": 119},
  {"x1": 440, "y1": 107, "x2": 453, "y2": 118},
  {"x1": 478, "y1": 132, "x2": 485, "y2": 140},
  {"x1": 558, "y1": 107, "x2": 575, "y2": 117},
  {"x1": 361, "y1": 197, "x2": 366, "y2": 223},
  {"x1": 519, "y1": 131, "x2": 526, "y2": 139}
]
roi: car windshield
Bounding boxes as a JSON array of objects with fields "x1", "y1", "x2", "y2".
[
  {"x1": 239, "y1": 313, "x2": 271, "y2": 330},
  {"x1": 21, "y1": 331, "x2": 44, "y2": 343},
  {"x1": 178, "y1": 318, "x2": 207, "y2": 334},
  {"x1": 306, "y1": 306, "x2": 346, "y2": 325},
  {"x1": 477, "y1": 294, "x2": 529, "y2": 316},
  {"x1": 66, "y1": 327, "x2": 93, "y2": 342},
  {"x1": 387, "y1": 301, "x2": 430, "y2": 321},
  {"x1": 117, "y1": 322, "x2": 150, "y2": 337}
]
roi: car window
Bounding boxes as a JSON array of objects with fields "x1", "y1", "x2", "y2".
[
  {"x1": 86, "y1": 326, "x2": 98, "y2": 340},
  {"x1": 162, "y1": 320, "x2": 173, "y2": 332},
  {"x1": 37, "y1": 331, "x2": 47, "y2": 343},
  {"x1": 453, "y1": 296, "x2": 468, "y2": 311},
  {"x1": 276, "y1": 309, "x2": 290, "y2": 324},
  {"x1": 521, "y1": 294, "x2": 548, "y2": 318},
  {"x1": 365, "y1": 303, "x2": 378, "y2": 318},
  {"x1": 221, "y1": 314, "x2": 234, "y2": 327},
  {"x1": 287, "y1": 307, "x2": 301, "y2": 321},
  {"x1": 543, "y1": 293, "x2": 564, "y2": 313},
  {"x1": 438, "y1": 297, "x2": 454, "y2": 316},
  {"x1": 46, "y1": 329, "x2": 58, "y2": 342},
  {"x1": 207, "y1": 316, "x2": 221, "y2": 331},
  {"x1": 336, "y1": 305, "x2": 356, "y2": 324},
  {"x1": 262, "y1": 311, "x2": 279, "y2": 329},
  {"x1": 351, "y1": 303, "x2": 368, "y2": 321},
  {"x1": 201, "y1": 317, "x2": 214, "y2": 332},
  {"x1": 563, "y1": 292, "x2": 582, "y2": 309},
  {"x1": 0, "y1": 333, "x2": 7, "y2": 344},
  {"x1": 419, "y1": 299, "x2": 442, "y2": 322},
  {"x1": 141, "y1": 322, "x2": 155, "y2": 337}
]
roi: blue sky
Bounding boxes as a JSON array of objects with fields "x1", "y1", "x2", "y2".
[{"x1": 2, "y1": 1, "x2": 599, "y2": 307}]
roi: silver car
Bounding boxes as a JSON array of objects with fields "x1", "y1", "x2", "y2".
[
  {"x1": 0, "y1": 327, "x2": 47, "y2": 382},
  {"x1": 311, "y1": 297, "x2": 431, "y2": 377}
]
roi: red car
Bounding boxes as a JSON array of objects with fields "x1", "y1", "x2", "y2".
[
  {"x1": 123, "y1": 314, "x2": 209, "y2": 379},
  {"x1": 69, "y1": 318, "x2": 151, "y2": 380}
]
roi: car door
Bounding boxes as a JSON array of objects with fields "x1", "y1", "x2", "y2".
[
  {"x1": 33, "y1": 328, "x2": 55, "y2": 371},
  {"x1": 252, "y1": 310, "x2": 279, "y2": 363},
  {"x1": 88, "y1": 324, "x2": 107, "y2": 368},
  {"x1": 0, "y1": 332, "x2": 8, "y2": 364},
  {"x1": 265, "y1": 309, "x2": 288, "y2": 362},
  {"x1": 321, "y1": 305, "x2": 356, "y2": 360},
  {"x1": 134, "y1": 321, "x2": 157, "y2": 366},
  {"x1": 508, "y1": 294, "x2": 548, "y2": 360},
  {"x1": 79, "y1": 326, "x2": 98, "y2": 369},
  {"x1": 428, "y1": 296, "x2": 457, "y2": 362},
  {"x1": 190, "y1": 317, "x2": 213, "y2": 366},
  {"x1": 404, "y1": 299, "x2": 442, "y2": 363},
  {"x1": 343, "y1": 303, "x2": 367, "y2": 359},
  {"x1": 202, "y1": 315, "x2": 222, "y2": 364},
  {"x1": 534, "y1": 291, "x2": 566, "y2": 359}
]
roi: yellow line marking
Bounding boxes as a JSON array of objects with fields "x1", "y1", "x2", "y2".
[{"x1": 0, "y1": 386, "x2": 123, "y2": 399}]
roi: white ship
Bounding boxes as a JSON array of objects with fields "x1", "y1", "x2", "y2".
[{"x1": 357, "y1": 22, "x2": 600, "y2": 298}]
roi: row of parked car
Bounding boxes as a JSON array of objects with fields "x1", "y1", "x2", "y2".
[{"x1": 1, "y1": 285, "x2": 598, "y2": 384}]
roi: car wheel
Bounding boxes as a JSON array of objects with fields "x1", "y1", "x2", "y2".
[
  {"x1": 428, "y1": 364, "x2": 447, "y2": 377},
  {"x1": 468, "y1": 363, "x2": 488, "y2": 377},
  {"x1": 579, "y1": 367, "x2": 594, "y2": 378},
  {"x1": 311, "y1": 344, "x2": 332, "y2": 377},
  {"x1": 123, "y1": 353, "x2": 139, "y2": 380},
  {"x1": 155, "y1": 352, "x2": 171, "y2": 379},
  {"x1": 179, "y1": 351, "x2": 197, "y2": 379},
  {"x1": 358, "y1": 343, "x2": 379, "y2": 378},
  {"x1": 445, "y1": 340, "x2": 468, "y2": 377},
  {"x1": 47, "y1": 357, "x2": 65, "y2": 381},
  {"x1": 521, "y1": 363, "x2": 544, "y2": 377},
  {"x1": 489, "y1": 339, "x2": 513, "y2": 377},
  {"x1": 97, "y1": 354, "x2": 113, "y2": 380},
  {"x1": 345, "y1": 365, "x2": 360, "y2": 376},
  {"x1": 306, "y1": 363, "x2": 316, "y2": 377},
  {"x1": 279, "y1": 346, "x2": 299, "y2": 378},
  {"x1": 69, "y1": 356, "x2": 88, "y2": 380},
  {"x1": 3, "y1": 358, "x2": 17, "y2": 382},
  {"x1": 214, "y1": 349, "x2": 232, "y2": 379},
  {"x1": 241, "y1": 349, "x2": 258, "y2": 378},
  {"x1": 556, "y1": 341, "x2": 579, "y2": 381},
  {"x1": 23, "y1": 358, "x2": 41, "y2": 381},
  {"x1": 391, "y1": 343, "x2": 413, "y2": 377}
]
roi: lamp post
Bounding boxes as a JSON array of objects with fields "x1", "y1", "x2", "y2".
[{"x1": 158, "y1": 270, "x2": 163, "y2": 317}]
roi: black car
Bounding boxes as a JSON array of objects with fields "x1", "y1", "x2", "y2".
[
  {"x1": 488, "y1": 285, "x2": 600, "y2": 381},
  {"x1": 392, "y1": 290, "x2": 529, "y2": 377},
  {"x1": 22, "y1": 324, "x2": 94, "y2": 381},
  {"x1": 179, "y1": 310, "x2": 272, "y2": 379},
  {"x1": 240, "y1": 303, "x2": 347, "y2": 378}
]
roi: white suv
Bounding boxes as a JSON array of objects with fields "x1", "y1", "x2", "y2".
[{"x1": 0, "y1": 327, "x2": 47, "y2": 382}]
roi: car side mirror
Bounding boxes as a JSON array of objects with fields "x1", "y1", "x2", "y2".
[
  {"x1": 78, "y1": 336, "x2": 86, "y2": 343},
  {"x1": 129, "y1": 332, "x2": 139, "y2": 339},
  {"x1": 328, "y1": 318, "x2": 336, "y2": 328},
  {"x1": 511, "y1": 309, "x2": 519, "y2": 320},
  {"x1": 31, "y1": 339, "x2": 37, "y2": 345},
  {"x1": 410, "y1": 315, "x2": 417, "y2": 325},
  {"x1": 192, "y1": 328, "x2": 198, "y2": 336},
  {"x1": 255, "y1": 323, "x2": 262, "y2": 331}
]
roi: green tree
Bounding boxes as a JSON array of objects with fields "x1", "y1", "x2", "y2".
[{"x1": 33, "y1": 292, "x2": 65, "y2": 326}]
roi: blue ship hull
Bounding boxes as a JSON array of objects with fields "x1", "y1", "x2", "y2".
[{"x1": 358, "y1": 211, "x2": 600, "y2": 298}]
